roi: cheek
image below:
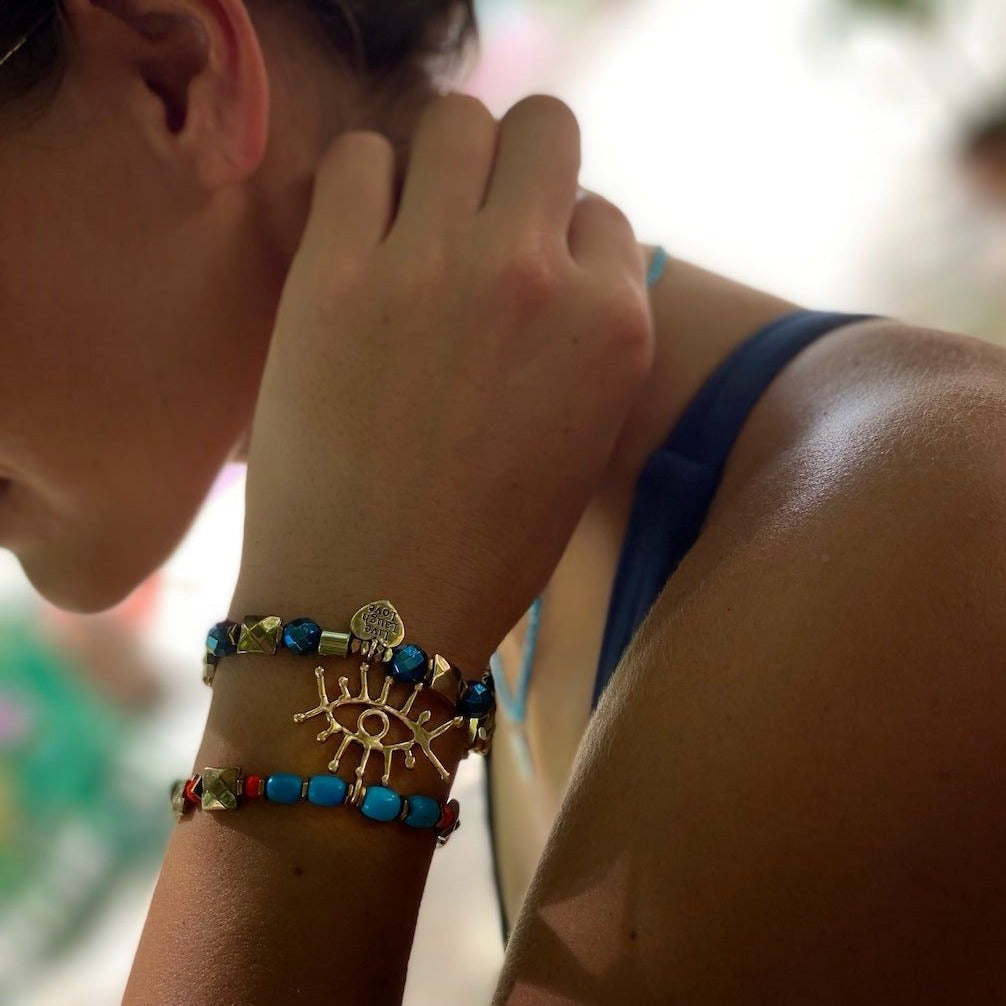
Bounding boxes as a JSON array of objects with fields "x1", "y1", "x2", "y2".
[{"x1": 0, "y1": 295, "x2": 262, "y2": 611}]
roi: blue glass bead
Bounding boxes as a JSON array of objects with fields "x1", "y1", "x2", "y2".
[
  {"x1": 458, "y1": 680, "x2": 495, "y2": 719},
  {"x1": 391, "y1": 644, "x2": 428, "y2": 684},
  {"x1": 282, "y1": 618, "x2": 323, "y2": 654},
  {"x1": 360, "y1": 785, "x2": 402, "y2": 822},
  {"x1": 265, "y1": 773, "x2": 303, "y2": 804},
  {"x1": 206, "y1": 620, "x2": 239, "y2": 657},
  {"x1": 307, "y1": 775, "x2": 347, "y2": 806},
  {"x1": 403, "y1": 794, "x2": 441, "y2": 829}
]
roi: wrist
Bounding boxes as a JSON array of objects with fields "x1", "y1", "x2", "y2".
[{"x1": 196, "y1": 646, "x2": 470, "y2": 804}]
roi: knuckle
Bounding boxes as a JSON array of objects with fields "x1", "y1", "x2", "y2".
[
  {"x1": 578, "y1": 192, "x2": 633, "y2": 231},
  {"x1": 489, "y1": 246, "x2": 560, "y2": 310},
  {"x1": 594, "y1": 282, "x2": 653, "y2": 359}
]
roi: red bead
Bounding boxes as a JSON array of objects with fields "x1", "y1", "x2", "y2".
[
  {"x1": 183, "y1": 776, "x2": 202, "y2": 806},
  {"x1": 244, "y1": 774, "x2": 262, "y2": 799},
  {"x1": 435, "y1": 799, "x2": 458, "y2": 831}
]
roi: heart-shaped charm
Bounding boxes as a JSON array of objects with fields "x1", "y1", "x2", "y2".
[{"x1": 350, "y1": 600, "x2": 406, "y2": 649}]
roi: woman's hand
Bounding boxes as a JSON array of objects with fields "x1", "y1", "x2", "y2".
[{"x1": 230, "y1": 92, "x2": 655, "y2": 670}]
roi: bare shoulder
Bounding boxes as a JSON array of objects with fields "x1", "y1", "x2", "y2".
[{"x1": 494, "y1": 326, "x2": 1006, "y2": 1005}]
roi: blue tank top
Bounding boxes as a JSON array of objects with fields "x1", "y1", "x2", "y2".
[{"x1": 484, "y1": 308, "x2": 876, "y2": 946}]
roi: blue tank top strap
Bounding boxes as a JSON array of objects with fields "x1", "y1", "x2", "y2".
[{"x1": 589, "y1": 309, "x2": 876, "y2": 712}]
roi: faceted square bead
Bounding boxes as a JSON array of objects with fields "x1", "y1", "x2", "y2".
[
  {"x1": 170, "y1": 780, "x2": 188, "y2": 819},
  {"x1": 391, "y1": 644, "x2": 428, "y2": 684},
  {"x1": 307, "y1": 775, "x2": 348, "y2": 806},
  {"x1": 428, "y1": 655, "x2": 464, "y2": 705},
  {"x1": 403, "y1": 794, "x2": 442, "y2": 829},
  {"x1": 201, "y1": 767, "x2": 241, "y2": 811},
  {"x1": 265, "y1": 773, "x2": 304, "y2": 804},
  {"x1": 282, "y1": 618, "x2": 322, "y2": 654},
  {"x1": 360, "y1": 785, "x2": 403, "y2": 822},
  {"x1": 318, "y1": 630, "x2": 351, "y2": 658},
  {"x1": 237, "y1": 616, "x2": 283, "y2": 654}
]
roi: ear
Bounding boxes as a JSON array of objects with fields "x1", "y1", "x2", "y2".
[{"x1": 66, "y1": 0, "x2": 270, "y2": 189}]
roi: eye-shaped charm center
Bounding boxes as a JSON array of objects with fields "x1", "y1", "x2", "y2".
[
  {"x1": 293, "y1": 663, "x2": 464, "y2": 786},
  {"x1": 358, "y1": 708, "x2": 391, "y2": 743}
]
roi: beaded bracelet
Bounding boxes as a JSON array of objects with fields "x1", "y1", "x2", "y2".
[
  {"x1": 171, "y1": 767, "x2": 462, "y2": 848},
  {"x1": 204, "y1": 600, "x2": 495, "y2": 716},
  {"x1": 204, "y1": 600, "x2": 496, "y2": 758}
]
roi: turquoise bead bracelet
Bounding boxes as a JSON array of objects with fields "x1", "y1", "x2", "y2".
[{"x1": 171, "y1": 767, "x2": 462, "y2": 848}]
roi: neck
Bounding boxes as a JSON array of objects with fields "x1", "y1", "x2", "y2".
[
  {"x1": 497, "y1": 251, "x2": 799, "y2": 790},
  {"x1": 601, "y1": 247, "x2": 797, "y2": 502}
]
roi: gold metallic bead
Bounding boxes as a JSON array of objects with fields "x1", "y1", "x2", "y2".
[
  {"x1": 202, "y1": 653, "x2": 219, "y2": 688},
  {"x1": 472, "y1": 707, "x2": 496, "y2": 757},
  {"x1": 350, "y1": 600, "x2": 406, "y2": 649},
  {"x1": 346, "y1": 777, "x2": 366, "y2": 808},
  {"x1": 201, "y1": 767, "x2": 241, "y2": 811},
  {"x1": 318, "y1": 630, "x2": 351, "y2": 658},
  {"x1": 428, "y1": 654, "x2": 464, "y2": 705},
  {"x1": 237, "y1": 615, "x2": 283, "y2": 654},
  {"x1": 170, "y1": 779, "x2": 188, "y2": 820}
]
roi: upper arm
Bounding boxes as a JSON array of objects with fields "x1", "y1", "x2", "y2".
[{"x1": 494, "y1": 378, "x2": 1006, "y2": 1005}]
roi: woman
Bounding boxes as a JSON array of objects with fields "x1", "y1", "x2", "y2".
[{"x1": 2, "y1": 2, "x2": 1004, "y2": 1004}]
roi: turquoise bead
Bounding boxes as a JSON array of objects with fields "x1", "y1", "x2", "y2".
[
  {"x1": 282, "y1": 618, "x2": 322, "y2": 654},
  {"x1": 265, "y1": 773, "x2": 303, "y2": 804},
  {"x1": 360, "y1": 785, "x2": 402, "y2": 822},
  {"x1": 307, "y1": 775, "x2": 347, "y2": 806},
  {"x1": 403, "y1": 795, "x2": 441, "y2": 829},
  {"x1": 391, "y1": 644, "x2": 428, "y2": 684}
]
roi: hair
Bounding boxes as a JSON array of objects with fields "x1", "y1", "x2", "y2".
[
  {"x1": 961, "y1": 102, "x2": 1006, "y2": 164},
  {"x1": 1, "y1": 0, "x2": 479, "y2": 120}
]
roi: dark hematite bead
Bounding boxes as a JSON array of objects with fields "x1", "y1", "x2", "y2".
[
  {"x1": 458, "y1": 680, "x2": 495, "y2": 719},
  {"x1": 206, "y1": 620, "x2": 239, "y2": 657},
  {"x1": 391, "y1": 644, "x2": 428, "y2": 684},
  {"x1": 282, "y1": 618, "x2": 323, "y2": 654}
]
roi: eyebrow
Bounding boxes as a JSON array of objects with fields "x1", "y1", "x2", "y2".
[{"x1": 0, "y1": 9, "x2": 55, "y2": 69}]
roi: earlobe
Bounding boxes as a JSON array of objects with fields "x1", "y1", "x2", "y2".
[{"x1": 76, "y1": 0, "x2": 270, "y2": 189}]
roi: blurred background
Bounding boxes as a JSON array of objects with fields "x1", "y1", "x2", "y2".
[{"x1": 3, "y1": 0, "x2": 1005, "y2": 1002}]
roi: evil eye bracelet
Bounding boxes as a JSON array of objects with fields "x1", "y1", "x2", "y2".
[
  {"x1": 171, "y1": 767, "x2": 462, "y2": 848},
  {"x1": 203, "y1": 600, "x2": 497, "y2": 758}
]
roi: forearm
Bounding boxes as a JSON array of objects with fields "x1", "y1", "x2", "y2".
[{"x1": 123, "y1": 590, "x2": 482, "y2": 1005}]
